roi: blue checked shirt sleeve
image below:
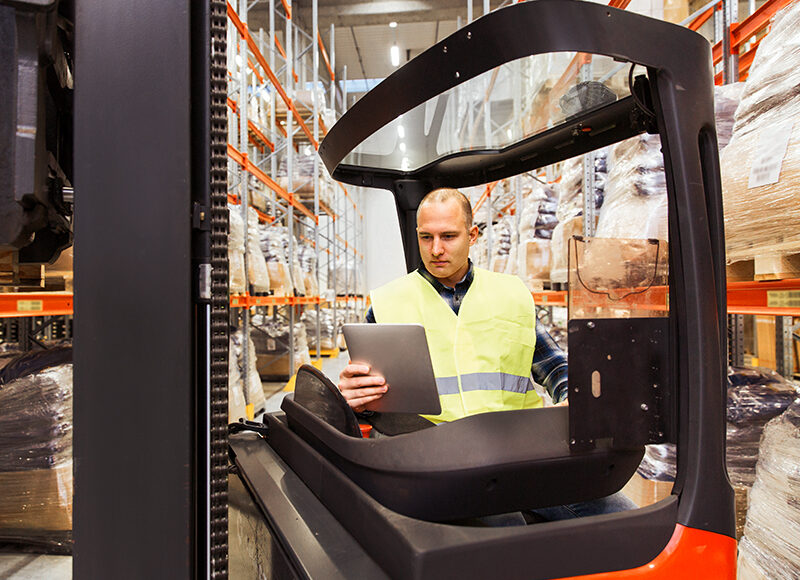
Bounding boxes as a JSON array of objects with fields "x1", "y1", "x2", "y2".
[{"x1": 532, "y1": 319, "x2": 569, "y2": 404}]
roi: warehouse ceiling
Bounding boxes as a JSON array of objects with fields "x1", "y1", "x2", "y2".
[{"x1": 247, "y1": 0, "x2": 504, "y2": 82}]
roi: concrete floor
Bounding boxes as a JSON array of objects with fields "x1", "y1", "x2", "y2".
[{"x1": 0, "y1": 351, "x2": 349, "y2": 580}]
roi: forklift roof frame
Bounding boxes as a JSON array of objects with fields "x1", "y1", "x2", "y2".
[{"x1": 317, "y1": 0, "x2": 733, "y2": 547}]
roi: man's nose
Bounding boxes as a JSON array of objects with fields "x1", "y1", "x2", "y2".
[{"x1": 432, "y1": 237, "x2": 443, "y2": 255}]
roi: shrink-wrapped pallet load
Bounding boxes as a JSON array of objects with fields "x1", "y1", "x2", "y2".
[
  {"x1": 258, "y1": 224, "x2": 292, "y2": 296},
  {"x1": 0, "y1": 348, "x2": 73, "y2": 553},
  {"x1": 228, "y1": 205, "x2": 247, "y2": 294},
  {"x1": 489, "y1": 216, "x2": 514, "y2": 274},
  {"x1": 721, "y1": 1, "x2": 800, "y2": 266},
  {"x1": 633, "y1": 366, "x2": 797, "y2": 538},
  {"x1": 738, "y1": 401, "x2": 800, "y2": 578},
  {"x1": 301, "y1": 308, "x2": 338, "y2": 352},
  {"x1": 516, "y1": 182, "x2": 552, "y2": 289},
  {"x1": 246, "y1": 208, "x2": 271, "y2": 293},
  {"x1": 549, "y1": 150, "x2": 608, "y2": 283},
  {"x1": 230, "y1": 330, "x2": 266, "y2": 417},
  {"x1": 595, "y1": 134, "x2": 667, "y2": 241}
]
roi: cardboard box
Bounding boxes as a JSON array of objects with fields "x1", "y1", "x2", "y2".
[
  {"x1": 621, "y1": 472, "x2": 673, "y2": 508},
  {"x1": 0, "y1": 461, "x2": 73, "y2": 532}
]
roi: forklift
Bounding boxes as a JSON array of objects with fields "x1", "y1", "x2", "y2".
[{"x1": 228, "y1": 1, "x2": 736, "y2": 578}]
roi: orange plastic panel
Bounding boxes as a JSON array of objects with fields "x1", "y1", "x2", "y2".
[{"x1": 556, "y1": 524, "x2": 736, "y2": 580}]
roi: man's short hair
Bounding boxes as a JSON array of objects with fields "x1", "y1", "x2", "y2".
[{"x1": 418, "y1": 188, "x2": 473, "y2": 229}]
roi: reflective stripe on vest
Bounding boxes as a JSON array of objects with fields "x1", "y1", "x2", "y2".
[{"x1": 371, "y1": 267, "x2": 540, "y2": 423}]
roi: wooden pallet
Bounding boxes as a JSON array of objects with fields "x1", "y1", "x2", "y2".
[{"x1": 727, "y1": 252, "x2": 800, "y2": 282}]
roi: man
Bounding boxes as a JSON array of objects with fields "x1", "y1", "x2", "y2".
[
  {"x1": 338, "y1": 187, "x2": 635, "y2": 523},
  {"x1": 338, "y1": 187, "x2": 568, "y2": 420}
]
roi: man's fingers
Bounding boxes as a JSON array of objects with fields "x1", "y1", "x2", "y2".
[
  {"x1": 341, "y1": 385, "x2": 388, "y2": 401},
  {"x1": 350, "y1": 392, "x2": 386, "y2": 412},
  {"x1": 345, "y1": 375, "x2": 385, "y2": 389},
  {"x1": 340, "y1": 363, "x2": 370, "y2": 379}
]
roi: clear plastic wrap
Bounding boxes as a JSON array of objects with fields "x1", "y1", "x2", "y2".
[
  {"x1": 721, "y1": 1, "x2": 800, "y2": 262},
  {"x1": 549, "y1": 215, "x2": 583, "y2": 283},
  {"x1": 297, "y1": 244, "x2": 319, "y2": 297},
  {"x1": 227, "y1": 346, "x2": 247, "y2": 422},
  {"x1": 556, "y1": 156, "x2": 585, "y2": 223},
  {"x1": 636, "y1": 444, "x2": 676, "y2": 481},
  {"x1": 330, "y1": 255, "x2": 362, "y2": 296},
  {"x1": 726, "y1": 366, "x2": 798, "y2": 487},
  {"x1": 737, "y1": 401, "x2": 800, "y2": 579},
  {"x1": 230, "y1": 330, "x2": 266, "y2": 414},
  {"x1": 489, "y1": 216, "x2": 515, "y2": 273},
  {"x1": 301, "y1": 308, "x2": 338, "y2": 351},
  {"x1": 715, "y1": 82, "x2": 745, "y2": 152},
  {"x1": 293, "y1": 323, "x2": 312, "y2": 370},
  {"x1": 596, "y1": 134, "x2": 668, "y2": 241},
  {"x1": 246, "y1": 208, "x2": 271, "y2": 293},
  {"x1": 228, "y1": 205, "x2": 247, "y2": 294},
  {"x1": 258, "y1": 224, "x2": 292, "y2": 296},
  {"x1": 0, "y1": 358, "x2": 73, "y2": 552},
  {"x1": 635, "y1": 367, "x2": 798, "y2": 490}
]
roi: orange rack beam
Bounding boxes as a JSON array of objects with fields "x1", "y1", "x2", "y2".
[
  {"x1": 227, "y1": 2, "x2": 318, "y2": 148},
  {"x1": 318, "y1": 32, "x2": 335, "y2": 81},
  {"x1": 532, "y1": 290, "x2": 568, "y2": 308},
  {"x1": 0, "y1": 292, "x2": 74, "y2": 318},
  {"x1": 227, "y1": 98, "x2": 276, "y2": 152},
  {"x1": 473, "y1": 180, "x2": 501, "y2": 213},
  {"x1": 727, "y1": 279, "x2": 800, "y2": 316},
  {"x1": 711, "y1": 0, "x2": 793, "y2": 82},
  {"x1": 230, "y1": 294, "x2": 324, "y2": 308},
  {"x1": 228, "y1": 143, "x2": 317, "y2": 223}
]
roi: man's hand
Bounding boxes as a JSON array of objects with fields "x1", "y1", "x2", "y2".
[
  {"x1": 338, "y1": 363, "x2": 388, "y2": 413},
  {"x1": 554, "y1": 399, "x2": 569, "y2": 407}
]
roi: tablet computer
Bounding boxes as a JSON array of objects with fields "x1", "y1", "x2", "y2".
[{"x1": 342, "y1": 323, "x2": 442, "y2": 415}]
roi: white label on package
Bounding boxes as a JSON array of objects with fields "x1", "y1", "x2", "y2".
[{"x1": 748, "y1": 120, "x2": 794, "y2": 189}]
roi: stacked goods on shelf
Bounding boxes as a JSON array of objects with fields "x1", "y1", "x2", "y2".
[
  {"x1": 228, "y1": 206, "x2": 247, "y2": 294},
  {"x1": 250, "y1": 316, "x2": 311, "y2": 379},
  {"x1": 595, "y1": 134, "x2": 667, "y2": 241},
  {"x1": 258, "y1": 224, "x2": 292, "y2": 296},
  {"x1": 721, "y1": 1, "x2": 800, "y2": 274},
  {"x1": 489, "y1": 215, "x2": 515, "y2": 274},
  {"x1": 230, "y1": 330, "x2": 266, "y2": 416},
  {"x1": 738, "y1": 401, "x2": 800, "y2": 578},
  {"x1": 0, "y1": 348, "x2": 73, "y2": 553},
  {"x1": 297, "y1": 244, "x2": 320, "y2": 297},
  {"x1": 632, "y1": 367, "x2": 797, "y2": 535},
  {"x1": 516, "y1": 178, "x2": 560, "y2": 289},
  {"x1": 301, "y1": 308, "x2": 337, "y2": 352},
  {"x1": 258, "y1": 225, "x2": 308, "y2": 296},
  {"x1": 550, "y1": 150, "x2": 607, "y2": 283},
  {"x1": 330, "y1": 255, "x2": 362, "y2": 296},
  {"x1": 227, "y1": 342, "x2": 248, "y2": 422},
  {"x1": 278, "y1": 152, "x2": 316, "y2": 194},
  {"x1": 247, "y1": 207, "x2": 271, "y2": 293}
]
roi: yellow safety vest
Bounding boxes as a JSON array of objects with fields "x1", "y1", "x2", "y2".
[{"x1": 370, "y1": 267, "x2": 541, "y2": 423}]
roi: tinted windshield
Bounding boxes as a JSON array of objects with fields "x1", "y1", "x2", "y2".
[{"x1": 342, "y1": 52, "x2": 633, "y2": 172}]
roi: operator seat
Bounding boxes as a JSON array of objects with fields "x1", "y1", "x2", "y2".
[{"x1": 279, "y1": 364, "x2": 643, "y2": 522}]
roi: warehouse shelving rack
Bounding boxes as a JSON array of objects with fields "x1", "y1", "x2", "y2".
[
  {"x1": 461, "y1": 0, "x2": 800, "y2": 380},
  {"x1": 224, "y1": 0, "x2": 364, "y2": 402}
]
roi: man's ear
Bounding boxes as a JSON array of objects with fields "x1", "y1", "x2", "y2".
[{"x1": 468, "y1": 225, "x2": 479, "y2": 246}]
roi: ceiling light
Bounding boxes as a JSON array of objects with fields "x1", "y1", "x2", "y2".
[
  {"x1": 390, "y1": 44, "x2": 400, "y2": 67},
  {"x1": 389, "y1": 21, "x2": 398, "y2": 28},
  {"x1": 397, "y1": 124, "x2": 405, "y2": 138},
  {"x1": 399, "y1": 142, "x2": 406, "y2": 152}
]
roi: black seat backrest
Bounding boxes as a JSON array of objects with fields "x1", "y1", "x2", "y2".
[{"x1": 293, "y1": 364, "x2": 362, "y2": 438}]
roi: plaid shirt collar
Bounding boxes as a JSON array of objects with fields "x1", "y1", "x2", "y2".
[{"x1": 417, "y1": 259, "x2": 474, "y2": 293}]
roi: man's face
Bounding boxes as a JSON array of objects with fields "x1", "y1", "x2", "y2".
[{"x1": 416, "y1": 198, "x2": 479, "y2": 286}]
